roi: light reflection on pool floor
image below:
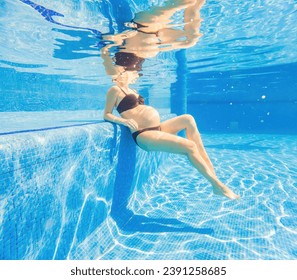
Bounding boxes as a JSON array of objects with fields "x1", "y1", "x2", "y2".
[{"x1": 71, "y1": 134, "x2": 297, "y2": 260}]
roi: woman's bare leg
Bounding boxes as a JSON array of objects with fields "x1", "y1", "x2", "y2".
[
  {"x1": 161, "y1": 114, "x2": 216, "y2": 176},
  {"x1": 133, "y1": 0, "x2": 199, "y2": 28},
  {"x1": 136, "y1": 130, "x2": 239, "y2": 199}
]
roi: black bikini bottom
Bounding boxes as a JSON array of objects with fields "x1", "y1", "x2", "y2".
[
  {"x1": 130, "y1": 20, "x2": 159, "y2": 35},
  {"x1": 132, "y1": 126, "x2": 161, "y2": 146}
]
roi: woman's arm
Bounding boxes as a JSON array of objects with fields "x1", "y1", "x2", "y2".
[
  {"x1": 103, "y1": 86, "x2": 139, "y2": 130},
  {"x1": 101, "y1": 46, "x2": 119, "y2": 76},
  {"x1": 103, "y1": 86, "x2": 124, "y2": 124},
  {"x1": 102, "y1": 30, "x2": 137, "y2": 46}
]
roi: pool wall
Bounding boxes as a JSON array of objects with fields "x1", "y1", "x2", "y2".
[{"x1": 0, "y1": 117, "x2": 170, "y2": 259}]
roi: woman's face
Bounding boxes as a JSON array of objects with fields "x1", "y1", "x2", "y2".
[
  {"x1": 113, "y1": 71, "x2": 128, "y2": 84},
  {"x1": 127, "y1": 71, "x2": 140, "y2": 84}
]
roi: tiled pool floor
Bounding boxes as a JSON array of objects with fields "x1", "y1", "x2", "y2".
[{"x1": 71, "y1": 133, "x2": 297, "y2": 260}]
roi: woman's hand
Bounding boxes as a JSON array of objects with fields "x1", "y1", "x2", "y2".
[
  {"x1": 123, "y1": 119, "x2": 139, "y2": 131},
  {"x1": 102, "y1": 34, "x2": 123, "y2": 46}
]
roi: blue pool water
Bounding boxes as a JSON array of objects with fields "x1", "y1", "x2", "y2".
[{"x1": 1, "y1": 0, "x2": 297, "y2": 260}]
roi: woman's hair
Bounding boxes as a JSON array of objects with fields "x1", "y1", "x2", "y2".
[{"x1": 114, "y1": 52, "x2": 145, "y2": 71}]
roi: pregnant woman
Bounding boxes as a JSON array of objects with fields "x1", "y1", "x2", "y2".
[{"x1": 103, "y1": 70, "x2": 239, "y2": 200}]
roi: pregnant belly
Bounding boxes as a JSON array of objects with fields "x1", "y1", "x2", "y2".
[{"x1": 121, "y1": 105, "x2": 160, "y2": 130}]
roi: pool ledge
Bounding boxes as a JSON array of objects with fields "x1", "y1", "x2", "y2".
[{"x1": 0, "y1": 110, "x2": 175, "y2": 259}]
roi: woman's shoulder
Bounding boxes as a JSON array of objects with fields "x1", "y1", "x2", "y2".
[{"x1": 107, "y1": 85, "x2": 121, "y2": 95}]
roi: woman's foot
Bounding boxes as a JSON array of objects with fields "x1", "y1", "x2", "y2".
[{"x1": 212, "y1": 183, "x2": 240, "y2": 200}]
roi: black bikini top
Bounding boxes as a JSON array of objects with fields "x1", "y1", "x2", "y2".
[{"x1": 116, "y1": 87, "x2": 144, "y2": 114}]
